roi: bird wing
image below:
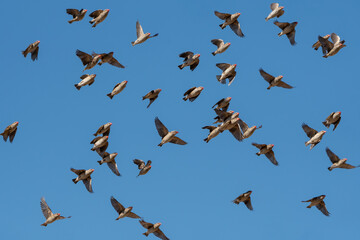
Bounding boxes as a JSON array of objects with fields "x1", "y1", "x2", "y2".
[
  {"x1": 270, "y1": 3, "x2": 279, "y2": 10},
  {"x1": 107, "y1": 161, "x2": 121, "y2": 176},
  {"x1": 212, "y1": 98, "x2": 224, "y2": 108},
  {"x1": 244, "y1": 198, "x2": 253, "y2": 210},
  {"x1": 83, "y1": 177, "x2": 93, "y2": 193},
  {"x1": 179, "y1": 51, "x2": 194, "y2": 61},
  {"x1": 110, "y1": 196, "x2": 125, "y2": 213},
  {"x1": 331, "y1": 33, "x2": 340, "y2": 45},
  {"x1": 145, "y1": 160, "x2": 152, "y2": 167},
  {"x1": 31, "y1": 47, "x2": 39, "y2": 61},
  {"x1": 154, "y1": 229, "x2": 170, "y2": 240},
  {"x1": 286, "y1": 30, "x2": 296, "y2": 45},
  {"x1": 169, "y1": 136, "x2": 187, "y2": 145},
  {"x1": 214, "y1": 109, "x2": 231, "y2": 120},
  {"x1": 341, "y1": 163, "x2": 356, "y2": 169},
  {"x1": 265, "y1": 150, "x2": 278, "y2": 166},
  {"x1": 155, "y1": 117, "x2": 169, "y2": 137},
  {"x1": 227, "y1": 71, "x2": 236, "y2": 86},
  {"x1": 190, "y1": 59, "x2": 200, "y2": 71},
  {"x1": 89, "y1": 10, "x2": 102, "y2": 18},
  {"x1": 66, "y1": 9, "x2": 80, "y2": 17},
  {"x1": 90, "y1": 136, "x2": 102, "y2": 144},
  {"x1": 80, "y1": 74, "x2": 89, "y2": 80},
  {"x1": 230, "y1": 21, "x2": 244, "y2": 37},
  {"x1": 302, "y1": 123, "x2": 318, "y2": 138},
  {"x1": 184, "y1": 87, "x2": 196, "y2": 96},
  {"x1": 76, "y1": 50, "x2": 92, "y2": 65},
  {"x1": 229, "y1": 124, "x2": 243, "y2": 142},
  {"x1": 139, "y1": 220, "x2": 153, "y2": 229},
  {"x1": 127, "y1": 212, "x2": 141, "y2": 219},
  {"x1": 216, "y1": 63, "x2": 231, "y2": 71},
  {"x1": 274, "y1": 21, "x2": 289, "y2": 30},
  {"x1": 133, "y1": 159, "x2": 145, "y2": 169},
  {"x1": 136, "y1": 20, "x2": 144, "y2": 38},
  {"x1": 316, "y1": 201, "x2": 330, "y2": 216},
  {"x1": 9, "y1": 128, "x2": 17, "y2": 143},
  {"x1": 252, "y1": 143, "x2": 267, "y2": 149},
  {"x1": 40, "y1": 197, "x2": 53, "y2": 219},
  {"x1": 202, "y1": 126, "x2": 217, "y2": 133},
  {"x1": 214, "y1": 11, "x2": 231, "y2": 20},
  {"x1": 325, "y1": 148, "x2": 340, "y2": 163},
  {"x1": 277, "y1": 81, "x2": 293, "y2": 89},
  {"x1": 277, "y1": 9, "x2": 285, "y2": 17},
  {"x1": 211, "y1": 39, "x2": 224, "y2": 47},
  {"x1": 318, "y1": 36, "x2": 333, "y2": 54},
  {"x1": 108, "y1": 58, "x2": 125, "y2": 68},
  {"x1": 70, "y1": 168, "x2": 85, "y2": 175},
  {"x1": 333, "y1": 117, "x2": 341, "y2": 131},
  {"x1": 238, "y1": 118, "x2": 249, "y2": 132},
  {"x1": 259, "y1": 68, "x2": 274, "y2": 83}
]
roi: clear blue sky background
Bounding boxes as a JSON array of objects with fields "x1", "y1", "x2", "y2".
[{"x1": 1, "y1": 0, "x2": 359, "y2": 239}]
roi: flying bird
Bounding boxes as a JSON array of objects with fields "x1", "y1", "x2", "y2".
[
  {"x1": 274, "y1": 20, "x2": 297, "y2": 45},
  {"x1": 302, "y1": 123, "x2": 326, "y2": 150},
  {"x1": 132, "y1": 20, "x2": 158, "y2": 46},
  {"x1": 212, "y1": 97, "x2": 232, "y2": 111},
  {"x1": 40, "y1": 197, "x2": 71, "y2": 226},
  {"x1": 323, "y1": 33, "x2": 346, "y2": 58},
  {"x1": 143, "y1": 89, "x2": 162, "y2": 108},
  {"x1": 252, "y1": 143, "x2": 278, "y2": 166},
  {"x1": 110, "y1": 196, "x2": 141, "y2": 220},
  {"x1": 211, "y1": 39, "x2": 231, "y2": 56},
  {"x1": 322, "y1": 112, "x2": 341, "y2": 131},
  {"x1": 312, "y1": 34, "x2": 330, "y2": 54},
  {"x1": 178, "y1": 51, "x2": 200, "y2": 71},
  {"x1": 214, "y1": 11, "x2": 244, "y2": 37},
  {"x1": 0, "y1": 121, "x2": 19, "y2": 143},
  {"x1": 76, "y1": 50, "x2": 102, "y2": 71},
  {"x1": 326, "y1": 147, "x2": 358, "y2": 171},
  {"x1": 74, "y1": 74, "x2": 96, "y2": 90},
  {"x1": 22, "y1": 41, "x2": 40, "y2": 61},
  {"x1": 265, "y1": 3, "x2": 284, "y2": 21},
  {"x1": 90, "y1": 136, "x2": 109, "y2": 152},
  {"x1": 259, "y1": 68, "x2": 293, "y2": 90},
  {"x1": 98, "y1": 152, "x2": 121, "y2": 176},
  {"x1": 89, "y1": 9, "x2": 109, "y2": 27},
  {"x1": 107, "y1": 81, "x2": 128, "y2": 99},
  {"x1": 216, "y1": 63, "x2": 237, "y2": 86},
  {"x1": 93, "y1": 122, "x2": 112, "y2": 136},
  {"x1": 95, "y1": 52, "x2": 125, "y2": 68},
  {"x1": 238, "y1": 118, "x2": 262, "y2": 139},
  {"x1": 70, "y1": 168, "x2": 94, "y2": 193},
  {"x1": 66, "y1": 9, "x2": 87, "y2": 24},
  {"x1": 155, "y1": 117, "x2": 187, "y2": 147},
  {"x1": 233, "y1": 191, "x2": 253, "y2": 210},
  {"x1": 202, "y1": 126, "x2": 222, "y2": 143},
  {"x1": 302, "y1": 195, "x2": 330, "y2": 216},
  {"x1": 133, "y1": 159, "x2": 152, "y2": 177},
  {"x1": 139, "y1": 220, "x2": 169, "y2": 240},
  {"x1": 183, "y1": 87, "x2": 204, "y2": 102}
]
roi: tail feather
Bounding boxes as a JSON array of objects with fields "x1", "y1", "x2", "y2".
[
  {"x1": 68, "y1": 20, "x2": 74, "y2": 24},
  {"x1": 131, "y1": 42, "x2": 135, "y2": 46},
  {"x1": 143, "y1": 233, "x2": 149, "y2": 237},
  {"x1": 22, "y1": 51, "x2": 27, "y2": 57},
  {"x1": 142, "y1": 96, "x2": 146, "y2": 100},
  {"x1": 212, "y1": 52, "x2": 216, "y2": 56},
  {"x1": 328, "y1": 167, "x2": 332, "y2": 171},
  {"x1": 158, "y1": 143, "x2": 163, "y2": 147},
  {"x1": 72, "y1": 178, "x2": 77, "y2": 184},
  {"x1": 216, "y1": 75, "x2": 221, "y2": 81},
  {"x1": 41, "y1": 223, "x2": 47, "y2": 226},
  {"x1": 178, "y1": 64, "x2": 183, "y2": 69},
  {"x1": 97, "y1": 161, "x2": 103, "y2": 165},
  {"x1": 74, "y1": 84, "x2": 81, "y2": 90},
  {"x1": 256, "y1": 153, "x2": 260, "y2": 156},
  {"x1": 219, "y1": 24, "x2": 225, "y2": 29},
  {"x1": 107, "y1": 93, "x2": 113, "y2": 99},
  {"x1": 183, "y1": 97, "x2": 187, "y2": 101},
  {"x1": 322, "y1": 121, "x2": 330, "y2": 128}
]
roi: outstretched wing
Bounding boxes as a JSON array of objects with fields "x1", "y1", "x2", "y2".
[
  {"x1": 169, "y1": 136, "x2": 187, "y2": 145},
  {"x1": 155, "y1": 117, "x2": 169, "y2": 137},
  {"x1": 40, "y1": 197, "x2": 53, "y2": 219},
  {"x1": 325, "y1": 147, "x2": 340, "y2": 163},
  {"x1": 136, "y1": 20, "x2": 144, "y2": 38},
  {"x1": 133, "y1": 159, "x2": 145, "y2": 169},
  {"x1": 302, "y1": 123, "x2": 318, "y2": 138},
  {"x1": 214, "y1": 11, "x2": 231, "y2": 20},
  {"x1": 110, "y1": 196, "x2": 125, "y2": 214}
]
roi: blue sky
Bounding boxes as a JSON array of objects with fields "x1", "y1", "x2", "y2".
[{"x1": 1, "y1": 0, "x2": 359, "y2": 239}]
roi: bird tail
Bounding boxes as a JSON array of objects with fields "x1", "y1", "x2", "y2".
[
  {"x1": 323, "y1": 55, "x2": 328, "y2": 58},
  {"x1": 328, "y1": 167, "x2": 332, "y2": 171},
  {"x1": 216, "y1": 75, "x2": 221, "y2": 81},
  {"x1": 158, "y1": 143, "x2": 163, "y2": 147},
  {"x1": 203, "y1": 138, "x2": 209, "y2": 143},
  {"x1": 72, "y1": 178, "x2": 77, "y2": 184},
  {"x1": 267, "y1": 86, "x2": 271, "y2": 90},
  {"x1": 22, "y1": 51, "x2": 27, "y2": 57},
  {"x1": 68, "y1": 20, "x2": 74, "y2": 24},
  {"x1": 178, "y1": 64, "x2": 183, "y2": 69},
  {"x1": 219, "y1": 24, "x2": 225, "y2": 29},
  {"x1": 97, "y1": 161, "x2": 103, "y2": 165},
  {"x1": 107, "y1": 93, "x2": 113, "y2": 99},
  {"x1": 212, "y1": 52, "x2": 216, "y2": 56},
  {"x1": 305, "y1": 141, "x2": 309, "y2": 146},
  {"x1": 41, "y1": 223, "x2": 47, "y2": 227},
  {"x1": 256, "y1": 153, "x2": 260, "y2": 156},
  {"x1": 265, "y1": 17, "x2": 269, "y2": 21},
  {"x1": 143, "y1": 233, "x2": 149, "y2": 237},
  {"x1": 98, "y1": 62, "x2": 103, "y2": 66},
  {"x1": 142, "y1": 96, "x2": 146, "y2": 100},
  {"x1": 322, "y1": 121, "x2": 330, "y2": 128},
  {"x1": 131, "y1": 41, "x2": 135, "y2": 46},
  {"x1": 278, "y1": 32, "x2": 283, "y2": 36},
  {"x1": 183, "y1": 97, "x2": 187, "y2": 101},
  {"x1": 74, "y1": 84, "x2": 81, "y2": 90}
]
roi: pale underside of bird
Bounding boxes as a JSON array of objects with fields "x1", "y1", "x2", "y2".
[
  {"x1": 132, "y1": 20, "x2": 159, "y2": 46},
  {"x1": 252, "y1": 143, "x2": 278, "y2": 166},
  {"x1": 89, "y1": 9, "x2": 110, "y2": 27},
  {"x1": 155, "y1": 117, "x2": 187, "y2": 147},
  {"x1": 143, "y1": 89, "x2": 162, "y2": 108},
  {"x1": 74, "y1": 74, "x2": 96, "y2": 90},
  {"x1": 139, "y1": 220, "x2": 170, "y2": 240},
  {"x1": 302, "y1": 195, "x2": 330, "y2": 216},
  {"x1": 40, "y1": 197, "x2": 71, "y2": 226},
  {"x1": 322, "y1": 112, "x2": 341, "y2": 131},
  {"x1": 22, "y1": 41, "x2": 40, "y2": 61},
  {"x1": 183, "y1": 87, "x2": 204, "y2": 102},
  {"x1": 66, "y1": 9, "x2": 87, "y2": 24},
  {"x1": 94, "y1": 122, "x2": 112, "y2": 136},
  {"x1": 259, "y1": 68, "x2": 293, "y2": 90},
  {"x1": 233, "y1": 191, "x2": 253, "y2": 210},
  {"x1": 302, "y1": 123, "x2": 326, "y2": 150},
  {"x1": 71, "y1": 168, "x2": 94, "y2": 193},
  {"x1": 326, "y1": 147, "x2": 358, "y2": 171},
  {"x1": 214, "y1": 11, "x2": 244, "y2": 37},
  {"x1": 211, "y1": 39, "x2": 231, "y2": 56},
  {"x1": 0, "y1": 121, "x2": 19, "y2": 143},
  {"x1": 274, "y1": 20, "x2": 297, "y2": 45},
  {"x1": 178, "y1": 51, "x2": 200, "y2": 71},
  {"x1": 265, "y1": 3, "x2": 284, "y2": 21},
  {"x1": 216, "y1": 63, "x2": 237, "y2": 86},
  {"x1": 107, "y1": 81, "x2": 128, "y2": 99}
]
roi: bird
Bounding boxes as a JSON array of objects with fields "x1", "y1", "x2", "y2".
[
  {"x1": 155, "y1": 117, "x2": 187, "y2": 147},
  {"x1": 211, "y1": 39, "x2": 231, "y2": 56},
  {"x1": 76, "y1": 50, "x2": 102, "y2": 71},
  {"x1": 312, "y1": 34, "x2": 331, "y2": 54},
  {"x1": 133, "y1": 159, "x2": 152, "y2": 177},
  {"x1": 202, "y1": 126, "x2": 222, "y2": 143},
  {"x1": 212, "y1": 97, "x2": 232, "y2": 111},
  {"x1": 274, "y1": 20, "x2": 297, "y2": 45},
  {"x1": 323, "y1": 33, "x2": 346, "y2": 58},
  {"x1": 213, "y1": 110, "x2": 243, "y2": 141},
  {"x1": 95, "y1": 52, "x2": 125, "y2": 68},
  {"x1": 259, "y1": 68, "x2": 293, "y2": 90},
  {"x1": 232, "y1": 191, "x2": 253, "y2": 210},
  {"x1": 183, "y1": 87, "x2": 204, "y2": 102},
  {"x1": 107, "y1": 81, "x2": 128, "y2": 99},
  {"x1": 89, "y1": 9, "x2": 109, "y2": 27},
  {"x1": 131, "y1": 20, "x2": 158, "y2": 46},
  {"x1": 74, "y1": 74, "x2": 96, "y2": 90},
  {"x1": 90, "y1": 136, "x2": 109, "y2": 152},
  {"x1": 93, "y1": 122, "x2": 112, "y2": 136},
  {"x1": 238, "y1": 118, "x2": 262, "y2": 139},
  {"x1": 22, "y1": 41, "x2": 40, "y2": 61},
  {"x1": 322, "y1": 112, "x2": 341, "y2": 131},
  {"x1": 139, "y1": 220, "x2": 169, "y2": 240},
  {"x1": 252, "y1": 143, "x2": 278, "y2": 166},
  {"x1": 98, "y1": 152, "x2": 121, "y2": 176},
  {"x1": 302, "y1": 195, "x2": 330, "y2": 216},
  {"x1": 110, "y1": 196, "x2": 141, "y2": 220},
  {"x1": 326, "y1": 147, "x2": 358, "y2": 171},
  {"x1": 40, "y1": 197, "x2": 71, "y2": 226},
  {"x1": 213, "y1": 110, "x2": 234, "y2": 124},
  {"x1": 214, "y1": 11, "x2": 244, "y2": 37},
  {"x1": 302, "y1": 123, "x2": 326, "y2": 150},
  {"x1": 70, "y1": 168, "x2": 94, "y2": 193},
  {"x1": 143, "y1": 89, "x2": 162, "y2": 108},
  {"x1": 216, "y1": 63, "x2": 237, "y2": 86},
  {"x1": 0, "y1": 121, "x2": 19, "y2": 143},
  {"x1": 265, "y1": 3, "x2": 285, "y2": 21},
  {"x1": 178, "y1": 51, "x2": 200, "y2": 71},
  {"x1": 66, "y1": 9, "x2": 87, "y2": 24}
]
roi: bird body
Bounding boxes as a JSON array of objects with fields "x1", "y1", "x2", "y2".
[
  {"x1": 1, "y1": 122, "x2": 19, "y2": 143},
  {"x1": 322, "y1": 112, "x2": 341, "y2": 130},
  {"x1": 66, "y1": 9, "x2": 87, "y2": 23},
  {"x1": 265, "y1": 3, "x2": 284, "y2": 21},
  {"x1": 74, "y1": 74, "x2": 96, "y2": 90},
  {"x1": 211, "y1": 39, "x2": 231, "y2": 56},
  {"x1": 132, "y1": 20, "x2": 158, "y2": 46},
  {"x1": 183, "y1": 87, "x2": 204, "y2": 102},
  {"x1": 89, "y1": 9, "x2": 109, "y2": 27},
  {"x1": 22, "y1": 41, "x2": 40, "y2": 61},
  {"x1": 178, "y1": 52, "x2": 200, "y2": 70},
  {"x1": 107, "y1": 81, "x2": 128, "y2": 99}
]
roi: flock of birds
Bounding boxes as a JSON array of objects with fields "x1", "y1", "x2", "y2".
[{"x1": 1, "y1": 3, "x2": 355, "y2": 240}]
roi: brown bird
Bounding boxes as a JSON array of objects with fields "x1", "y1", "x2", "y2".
[
  {"x1": 107, "y1": 81, "x2": 128, "y2": 99},
  {"x1": 202, "y1": 126, "x2": 221, "y2": 143},
  {"x1": 312, "y1": 34, "x2": 330, "y2": 54},
  {"x1": 323, "y1": 33, "x2": 346, "y2": 58},
  {"x1": 89, "y1": 9, "x2": 109, "y2": 27},
  {"x1": 76, "y1": 50, "x2": 102, "y2": 71},
  {"x1": 71, "y1": 168, "x2": 94, "y2": 193},
  {"x1": 259, "y1": 68, "x2": 293, "y2": 90},
  {"x1": 211, "y1": 39, "x2": 231, "y2": 56},
  {"x1": 238, "y1": 118, "x2": 262, "y2": 139},
  {"x1": 322, "y1": 112, "x2": 341, "y2": 131},
  {"x1": 178, "y1": 51, "x2": 200, "y2": 71},
  {"x1": 233, "y1": 191, "x2": 253, "y2": 210},
  {"x1": 214, "y1": 11, "x2": 244, "y2": 37},
  {"x1": 110, "y1": 196, "x2": 141, "y2": 220},
  {"x1": 265, "y1": 3, "x2": 285, "y2": 21},
  {"x1": 155, "y1": 117, "x2": 187, "y2": 147},
  {"x1": 98, "y1": 152, "x2": 121, "y2": 176},
  {"x1": 74, "y1": 74, "x2": 96, "y2": 90},
  {"x1": 133, "y1": 159, "x2": 152, "y2": 177},
  {"x1": 302, "y1": 123, "x2": 326, "y2": 150},
  {"x1": 93, "y1": 122, "x2": 112, "y2": 136},
  {"x1": 212, "y1": 97, "x2": 232, "y2": 111},
  {"x1": 131, "y1": 20, "x2": 159, "y2": 46},
  {"x1": 183, "y1": 87, "x2": 204, "y2": 102},
  {"x1": 1, "y1": 121, "x2": 19, "y2": 143},
  {"x1": 94, "y1": 52, "x2": 125, "y2": 68},
  {"x1": 274, "y1": 21, "x2": 297, "y2": 45},
  {"x1": 143, "y1": 89, "x2": 162, "y2": 108},
  {"x1": 326, "y1": 147, "x2": 358, "y2": 171},
  {"x1": 216, "y1": 63, "x2": 237, "y2": 86},
  {"x1": 22, "y1": 41, "x2": 40, "y2": 61},
  {"x1": 139, "y1": 220, "x2": 169, "y2": 240},
  {"x1": 252, "y1": 143, "x2": 278, "y2": 166},
  {"x1": 66, "y1": 9, "x2": 87, "y2": 24},
  {"x1": 302, "y1": 195, "x2": 330, "y2": 216},
  {"x1": 40, "y1": 197, "x2": 71, "y2": 226},
  {"x1": 90, "y1": 136, "x2": 109, "y2": 152}
]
